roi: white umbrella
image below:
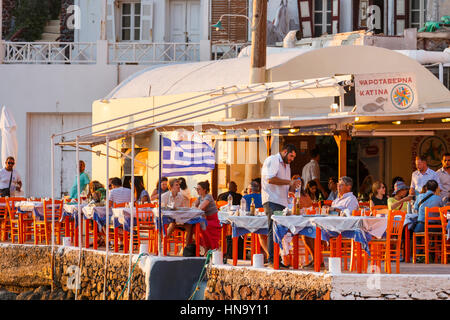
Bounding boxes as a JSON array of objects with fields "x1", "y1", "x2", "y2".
[{"x1": 0, "y1": 106, "x2": 18, "y2": 165}]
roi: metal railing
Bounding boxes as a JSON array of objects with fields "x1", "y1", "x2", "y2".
[
  {"x1": 211, "y1": 42, "x2": 249, "y2": 60},
  {"x1": 3, "y1": 42, "x2": 97, "y2": 64},
  {"x1": 109, "y1": 42, "x2": 200, "y2": 64}
]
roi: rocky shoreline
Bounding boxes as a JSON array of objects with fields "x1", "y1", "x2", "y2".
[{"x1": 0, "y1": 286, "x2": 75, "y2": 300}]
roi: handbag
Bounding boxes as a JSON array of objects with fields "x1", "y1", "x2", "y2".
[{"x1": 0, "y1": 171, "x2": 13, "y2": 197}]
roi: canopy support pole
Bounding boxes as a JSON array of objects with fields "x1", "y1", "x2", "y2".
[
  {"x1": 75, "y1": 136, "x2": 82, "y2": 300},
  {"x1": 157, "y1": 133, "x2": 163, "y2": 256},
  {"x1": 334, "y1": 131, "x2": 351, "y2": 178},
  {"x1": 103, "y1": 136, "x2": 110, "y2": 300},
  {"x1": 126, "y1": 135, "x2": 135, "y2": 300},
  {"x1": 50, "y1": 134, "x2": 55, "y2": 292}
]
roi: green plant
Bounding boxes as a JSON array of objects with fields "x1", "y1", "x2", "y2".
[{"x1": 12, "y1": 0, "x2": 51, "y2": 41}]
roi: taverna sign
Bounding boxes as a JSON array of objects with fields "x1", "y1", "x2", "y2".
[{"x1": 355, "y1": 72, "x2": 418, "y2": 114}]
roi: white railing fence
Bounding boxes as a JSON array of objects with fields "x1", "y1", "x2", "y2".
[
  {"x1": 109, "y1": 42, "x2": 200, "y2": 64},
  {"x1": 1, "y1": 41, "x2": 249, "y2": 65},
  {"x1": 3, "y1": 42, "x2": 97, "y2": 64},
  {"x1": 211, "y1": 42, "x2": 249, "y2": 60}
]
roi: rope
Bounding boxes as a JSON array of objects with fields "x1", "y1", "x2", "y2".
[
  {"x1": 188, "y1": 250, "x2": 213, "y2": 301},
  {"x1": 117, "y1": 253, "x2": 145, "y2": 300}
]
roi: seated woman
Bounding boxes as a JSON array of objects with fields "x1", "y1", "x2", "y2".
[
  {"x1": 305, "y1": 180, "x2": 319, "y2": 202},
  {"x1": 162, "y1": 178, "x2": 192, "y2": 251},
  {"x1": 134, "y1": 176, "x2": 150, "y2": 203},
  {"x1": 193, "y1": 181, "x2": 221, "y2": 254},
  {"x1": 150, "y1": 177, "x2": 169, "y2": 201},
  {"x1": 369, "y1": 181, "x2": 388, "y2": 209},
  {"x1": 388, "y1": 181, "x2": 414, "y2": 211},
  {"x1": 87, "y1": 180, "x2": 106, "y2": 204}
]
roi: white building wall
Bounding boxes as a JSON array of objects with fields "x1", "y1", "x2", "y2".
[{"x1": 0, "y1": 63, "x2": 148, "y2": 197}]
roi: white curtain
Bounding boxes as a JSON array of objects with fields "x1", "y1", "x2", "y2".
[{"x1": 0, "y1": 106, "x2": 18, "y2": 165}]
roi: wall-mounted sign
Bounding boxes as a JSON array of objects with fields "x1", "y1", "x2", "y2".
[
  {"x1": 411, "y1": 133, "x2": 450, "y2": 171},
  {"x1": 355, "y1": 72, "x2": 419, "y2": 114}
]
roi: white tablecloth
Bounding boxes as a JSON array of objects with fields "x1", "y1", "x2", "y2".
[
  {"x1": 157, "y1": 207, "x2": 205, "y2": 224},
  {"x1": 310, "y1": 216, "x2": 387, "y2": 239},
  {"x1": 226, "y1": 215, "x2": 268, "y2": 233}
]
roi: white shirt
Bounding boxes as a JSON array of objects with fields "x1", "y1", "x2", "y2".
[
  {"x1": 109, "y1": 187, "x2": 132, "y2": 205},
  {"x1": 437, "y1": 167, "x2": 450, "y2": 201},
  {"x1": 0, "y1": 168, "x2": 22, "y2": 196},
  {"x1": 161, "y1": 190, "x2": 189, "y2": 208},
  {"x1": 410, "y1": 167, "x2": 441, "y2": 195},
  {"x1": 331, "y1": 192, "x2": 359, "y2": 217},
  {"x1": 261, "y1": 153, "x2": 291, "y2": 208},
  {"x1": 301, "y1": 159, "x2": 320, "y2": 185}
]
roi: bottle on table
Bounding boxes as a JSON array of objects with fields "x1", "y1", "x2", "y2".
[
  {"x1": 250, "y1": 197, "x2": 255, "y2": 216},
  {"x1": 227, "y1": 193, "x2": 233, "y2": 208},
  {"x1": 240, "y1": 197, "x2": 247, "y2": 214}
]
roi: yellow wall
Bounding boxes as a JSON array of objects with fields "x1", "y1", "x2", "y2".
[
  {"x1": 390, "y1": 136, "x2": 415, "y2": 186},
  {"x1": 91, "y1": 92, "x2": 223, "y2": 192}
]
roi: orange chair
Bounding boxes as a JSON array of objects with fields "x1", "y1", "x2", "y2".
[
  {"x1": 439, "y1": 206, "x2": 450, "y2": 264},
  {"x1": 413, "y1": 207, "x2": 443, "y2": 264},
  {"x1": 6, "y1": 197, "x2": 27, "y2": 243},
  {"x1": 352, "y1": 210, "x2": 361, "y2": 216},
  {"x1": 368, "y1": 210, "x2": 406, "y2": 273},
  {"x1": 34, "y1": 199, "x2": 65, "y2": 245},
  {"x1": 372, "y1": 205, "x2": 389, "y2": 217},
  {"x1": 216, "y1": 200, "x2": 228, "y2": 209},
  {"x1": 136, "y1": 203, "x2": 158, "y2": 254},
  {"x1": 109, "y1": 202, "x2": 127, "y2": 252},
  {"x1": 322, "y1": 200, "x2": 333, "y2": 206},
  {"x1": 0, "y1": 197, "x2": 8, "y2": 241}
]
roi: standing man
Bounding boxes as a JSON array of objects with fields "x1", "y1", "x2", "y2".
[
  {"x1": 301, "y1": 148, "x2": 328, "y2": 199},
  {"x1": 410, "y1": 155, "x2": 441, "y2": 197},
  {"x1": 437, "y1": 153, "x2": 450, "y2": 202},
  {"x1": 0, "y1": 156, "x2": 22, "y2": 197},
  {"x1": 261, "y1": 143, "x2": 300, "y2": 268},
  {"x1": 69, "y1": 160, "x2": 90, "y2": 200}
]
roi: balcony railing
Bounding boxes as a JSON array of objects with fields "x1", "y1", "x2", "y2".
[
  {"x1": 109, "y1": 42, "x2": 200, "y2": 64},
  {"x1": 211, "y1": 42, "x2": 249, "y2": 60},
  {"x1": 3, "y1": 42, "x2": 97, "y2": 64},
  {"x1": 0, "y1": 41, "x2": 247, "y2": 65}
]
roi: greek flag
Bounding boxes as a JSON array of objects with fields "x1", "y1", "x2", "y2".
[{"x1": 162, "y1": 137, "x2": 215, "y2": 177}]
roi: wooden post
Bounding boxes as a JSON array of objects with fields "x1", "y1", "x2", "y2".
[
  {"x1": 334, "y1": 131, "x2": 350, "y2": 178},
  {"x1": 248, "y1": 0, "x2": 267, "y2": 119}
]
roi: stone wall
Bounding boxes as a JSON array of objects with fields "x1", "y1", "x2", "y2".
[
  {"x1": 204, "y1": 265, "x2": 450, "y2": 300},
  {"x1": 204, "y1": 266, "x2": 332, "y2": 300},
  {"x1": 0, "y1": 244, "x2": 146, "y2": 300}
]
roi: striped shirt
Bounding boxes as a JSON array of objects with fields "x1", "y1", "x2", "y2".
[{"x1": 109, "y1": 187, "x2": 132, "y2": 205}]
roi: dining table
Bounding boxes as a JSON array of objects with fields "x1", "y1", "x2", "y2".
[
  {"x1": 153, "y1": 207, "x2": 207, "y2": 256},
  {"x1": 272, "y1": 214, "x2": 388, "y2": 272}
]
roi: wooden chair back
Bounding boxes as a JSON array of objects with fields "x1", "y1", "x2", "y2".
[
  {"x1": 43, "y1": 199, "x2": 64, "y2": 222},
  {"x1": 216, "y1": 200, "x2": 228, "y2": 209},
  {"x1": 425, "y1": 207, "x2": 442, "y2": 232},
  {"x1": 439, "y1": 206, "x2": 450, "y2": 236},
  {"x1": 387, "y1": 210, "x2": 406, "y2": 237}
]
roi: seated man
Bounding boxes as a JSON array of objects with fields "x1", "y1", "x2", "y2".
[
  {"x1": 327, "y1": 176, "x2": 338, "y2": 201},
  {"x1": 162, "y1": 178, "x2": 192, "y2": 252},
  {"x1": 217, "y1": 181, "x2": 242, "y2": 205},
  {"x1": 243, "y1": 180, "x2": 263, "y2": 211},
  {"x1": 109, "y1": 177, "x2": 132, "y2": 207},
  {"x1": 329, "y1": 176, "x2": 359, "y2": 217}
]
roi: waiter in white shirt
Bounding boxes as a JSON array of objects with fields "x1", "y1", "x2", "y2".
[
  {"x1": 301, "y1": 148, "x2": 328, "y2": 199},
  {"x1": 261, "y1": 143, "x2": 301, "y2": 267},
  {"x1": 437, "y1": 153, "x2": 450, "y2": 202},
  {"x1": 410, "y1": 155, "x2": 441, "y2": 196},
  {"x1": 0, "y1": 156, "x2": 22, "y2": 197},
  {"x1": 330, "y1": 176, "x2": 359, "y2": 217}
]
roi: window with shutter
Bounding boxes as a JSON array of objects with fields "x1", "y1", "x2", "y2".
[
  {"x1": 211, "y1": 0, "x2": 249, "y2": 43},
  {"x1": 331, "y1": 0, "x2": 340, "y2": 34},
  {"x1": 120, "y1": 2, "x2": 141, "y2": 41},
  {"x1": 140, "y1": 0, "x2": 153, "y2": 41},
  {"x1": 394, "y1": 0, "x2": 409, "y2": 35},
  {"x1": 106, "y1": 0, "x2": 117, "y2": 42},
  {"x1": 297, "y1": 0, "x2": 314, "y2": 37},
  {"x1": 410, "y1": 0, "x2": 427, "y2": 29}
]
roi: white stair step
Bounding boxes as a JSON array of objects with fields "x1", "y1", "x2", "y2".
[
  {"x1": 44, "y1": 25, "x2": 60, "y2": 34},
  {"x1": 39, "y1": 33, "x2": 60, "y2": 41},
  {"x1": 47, "y1": 20, "x2": 60, "y2": 27}
]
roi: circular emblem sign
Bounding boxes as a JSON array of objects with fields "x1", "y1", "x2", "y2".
[
  {"x1": 391, "y1": 83, "x2": 414, "y2": 110},
  {"x1": 418, "y1": 136, "x2": 449, "y2": 170}
]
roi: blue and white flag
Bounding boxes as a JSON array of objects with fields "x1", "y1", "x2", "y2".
[{"x1": 162, "y1": 137, "x2": 215, "y2": 177}]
